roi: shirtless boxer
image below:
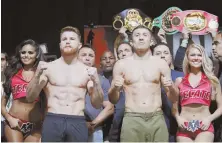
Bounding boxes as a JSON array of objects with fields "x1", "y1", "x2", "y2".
[
  {"x1": 26, "y1": 26, "x2": 104, "y2": 142},
  {"x1": 108, "y1": 25, "x2": 178, "y2": 142}
]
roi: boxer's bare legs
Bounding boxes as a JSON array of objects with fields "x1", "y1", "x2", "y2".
[
  {"x1": 27, "y1": 26, "x2": 103, "y2": 142},
  {"x1": 109, "y1": 26, "x2": 178, "y2": 142}
]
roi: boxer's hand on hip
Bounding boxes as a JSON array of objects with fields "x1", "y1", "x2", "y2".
[{"x1": 114, "y1": 76, "x2": 124, "y2": 91}]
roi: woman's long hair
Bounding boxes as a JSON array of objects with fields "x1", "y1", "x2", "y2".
[
  {"x1": 183, "y1": 43, "x2": 221, "y2": 100},
  {"x1": 3, "y1": 39, "x2": 44, "y2": 97}
]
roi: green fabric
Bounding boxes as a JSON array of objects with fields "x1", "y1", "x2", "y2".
[{"x1": 120, "y1": 110, "x2": 169, "y2": 142}]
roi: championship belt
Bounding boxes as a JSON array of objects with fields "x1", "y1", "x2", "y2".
[
  {"x1": 19, "y1": 122, "x2": 34, "y2": 134},
  {"x1": 171, "y1": 10, "x2": 219, "y2": 35},
  {"x1": 112, "y1": 8, "x2": 153, "y2": 32},
  {"x1": 152, "y1": 7, "x2": 182, "y2": 35},
  {"x1": 187, "y1": 120, "x2": 200, "y2": 132}
]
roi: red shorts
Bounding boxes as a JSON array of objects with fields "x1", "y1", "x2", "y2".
[{"x1": 176, "y1": 121, "x2": 214, "y2": 139}]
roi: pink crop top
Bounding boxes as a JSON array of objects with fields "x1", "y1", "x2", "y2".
[
  {"x1": 178, "y1": 73, "x2": 211, "y2": 106},
  {"x1": 11, "y1": 69, "x2": 39, "y2": 101}
]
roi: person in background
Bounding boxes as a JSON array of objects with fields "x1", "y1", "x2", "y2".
[
  {"x1": 78, "y1": 44, "x2": 114, "y2": 142},
  {"x1": 211, "y1": 31, "x2": 222, "y2": 142},
  {"x1": 152, "y1": 28, "x2": 184, "y2": 142},
  {"x1": 1, "y1": 51, "x2": 8, "y2": 141},
  {"x1": 1, "y1": 39, "x2": 45, "y2": 142},
  {"x1": 113, "y1": 27, "x2": 133, "y2": 60},
  {"x1": 115, "y1": 42, "x2": 133, "y2": 60},
  {"x1": 173, "y1": 43, "x2": 222, "y2": 142}
]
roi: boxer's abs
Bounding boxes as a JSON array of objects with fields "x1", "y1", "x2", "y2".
[
  {"x1": 124, "y1": 85, "x2": 162, "y2": 113},
  {"x1": 45, "y1": 85, "x2": 86, "y2": 116}
]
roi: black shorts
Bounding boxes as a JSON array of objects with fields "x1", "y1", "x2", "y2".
[{"x1": 41, "y1": 112, "x2": 88, "y2": 142}]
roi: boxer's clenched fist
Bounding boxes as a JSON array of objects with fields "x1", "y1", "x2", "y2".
[
  {"x1": 87, "y1": 80, "x2": 94, "y2": 93},
  {"x1": 114, "y1": 76, "x2": 124, "y2": 91},
  {"x1": 86, "y1": 67, "x2": 99, "y2": 82},
  {"x1": 161, "y1": 75, "x2": 173, "y2": 88},
  {"x1": 36, "y1": 61, "x2": 48, "y2": 77}
]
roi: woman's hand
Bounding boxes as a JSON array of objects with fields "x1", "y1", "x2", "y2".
[
  {"x1": 176, "y1": 116, "x2": 188, "y2": 129},
  {"x1": 201, "y1": 117, "x2": 212, "y2": 131},
  {"x1": 7, "y1": 116, "x2": 20, "y2": 129}
]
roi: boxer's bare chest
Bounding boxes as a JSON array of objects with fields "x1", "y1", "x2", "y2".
[
  {"x1": 46, "y1": 64, "x2": 88, "y2": 87},
  {"x1": 123, "y1": 60, "x2": 160, "y2": 84}
]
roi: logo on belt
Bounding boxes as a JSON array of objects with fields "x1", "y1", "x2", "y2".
[
  {"x1": 152, "y1": 7, "x2": 182, "y2": 35},
  {"x1": 20, "y1": 122, "x2": 34, "y2": 134},
  {"x1": 187, "y1": 120, "x2": 200, "y2": 132},
  {"x1": 171, "y1": 10, "x2": 218, "y2": 35},
  {"x1": 112, "y1": 8, "x2": 153, "y2": 32}
]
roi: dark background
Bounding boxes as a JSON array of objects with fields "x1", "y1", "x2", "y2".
[{"x1": 2, "y1": 0, "x2": 222, "y2": 56}]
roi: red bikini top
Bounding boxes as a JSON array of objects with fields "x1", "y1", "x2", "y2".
[
  {"x1": 11, "y1": 69, "x2": 39, "y2": 101},
  {"x1": 178, "y1": 73, "x2": 211, "y2": 106}
]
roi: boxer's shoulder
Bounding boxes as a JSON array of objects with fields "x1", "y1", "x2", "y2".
[
  {"x1": 118, "y1": 58, "x2": 131, "y2": 64},
  {"x1": 76, "y1": 61, "x2": 89, "y2": 69},
  {"x1": 46, "y1": 58, "x2": 59, "y2": 65},
  {"x1": 43, "y1": 59, "x2": 60, "y2": 73},
  {"x1": 47, "y1": 60, "x2": 56, "y2": 67},
  {"x1": 150, "y1": 56, "x2": 162, "y2": 61},
  {"x1": 114, "y1": 59, "x2": 126, "y2": 69},
  {"x1": 151, "y1": 57, "x2": 168, "y2": 66}
]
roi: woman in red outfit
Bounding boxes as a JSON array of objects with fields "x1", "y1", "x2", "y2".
[
  {"x1": 173, "y1": 43, "x2": 222, "y2": 142},
  {"x1": 1, "y1": 39, "x2": 45, "y2": 142}
]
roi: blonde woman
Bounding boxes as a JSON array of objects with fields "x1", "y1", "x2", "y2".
[{"x1": 173, "y1": 43, "x2": 222, "y2": 142}]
